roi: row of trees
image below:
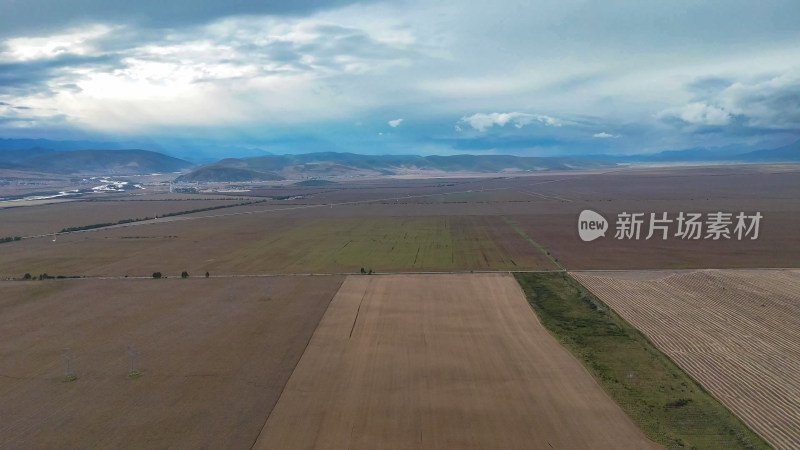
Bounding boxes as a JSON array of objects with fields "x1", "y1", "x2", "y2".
[
  {"x1": 22, "y1": 273, "x2": 80, "y2": 280},
  {"x1": 152, "y1": 271, "x2": 210, "y2": 278},
  {"x1": 19, "y1": 271, "x2": 211, "y2": 280}
]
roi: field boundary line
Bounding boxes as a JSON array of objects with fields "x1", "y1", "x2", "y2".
[
  {"x1": 350, "y1": 289, "x2": 368, "y2": 338},
  {"x1": 514, "y1": 189, "x2": 572, "y2": 202},
  {"x1": 501, "y1": 216, "x2": 565, "y2": 270},
  {"x1": 247, "y1": 279, "x2": 345, "y2": 450},
  {"x1": 570, "y1": 267, "x2": 800, "y2": 273},
  {"x1": 7, "y1": 267, "x2": 800, "y2": 283}
]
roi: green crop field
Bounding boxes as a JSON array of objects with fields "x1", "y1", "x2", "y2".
[{"x1": 215, "y1": 216, "x2": 554, "y2": 273}]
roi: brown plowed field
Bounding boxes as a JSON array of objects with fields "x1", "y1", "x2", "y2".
[
  {"x1": 572, "y1": 269, "x2": 800, "y2": 450},
  {"x1": 0, "y1": 276, "x2": 343, "y2": 448},
  {"x1": 255, "y1": 273, "x2": 660, "y2": 449}
]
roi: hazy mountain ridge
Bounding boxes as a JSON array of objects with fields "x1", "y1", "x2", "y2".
[
  {"x1": 0, "y1": 138, "x2": 131, "y2": 152},
  {"x1": 0, "y1": 149, "x2": 192, "y2": 174},
  {"x1": 1, "y1": 139, "x2": 798, "y2": 180},
  {"x1": 175, "y1": 166, "x2": 284, "y2": 182},
  {"x1": 622, "y1": 140, "x2": 800, "y2": 163},
  {"x1": 174, "y1": 153, "x2": 617, "y2": 181},
  {"x1": 736, "y1": 141, "x2": 800, "y2": 162}
]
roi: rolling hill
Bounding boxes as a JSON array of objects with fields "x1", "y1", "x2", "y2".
[
  {"x1": 2, "y1": 138, "x2": 797, "y2": 180},
  {"x1": 175, "y1": 166, "x2": 284, "y2": 182},
  {"x1": 0, "y1": 149, "x2": 192, "y2": 174},
  {"x1": 175, "y1": 153, "x2": 615, "y2": 181},
  {"x1": 620, "y1": 140, "x2": 800, "y2": 163}
]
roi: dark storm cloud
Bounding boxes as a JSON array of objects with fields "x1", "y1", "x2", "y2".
[
  {"x1": 293, "y1": 25, "x2": 410, "y2": 71},
  {"x1": 448, "y1": 136, "x2": 562, "y2": 151},
  {"x1": 0, "y1": 114, "x2": 69, "y2": 126},
  {"x1": 302, "y1": 25, "x2": 391, "y2": 58},
  {"x1": 0, "y1": 115, "x2": 34, "y2": 125},
  {"x1": 259, "y1": 41, "x2": 305, "y2": 64},
  {"x1": 184, "y1": 22, "x2": 413, "y2": 76},
  {"x1": 0, "y1": 53, "x2": 122, "y2": 95},
  {"x1": 687, "y1": 77, "x2": 733, "y2": 99},
  {"x1": 0, "y1": 0, "x2": 382, "y2": 38}
]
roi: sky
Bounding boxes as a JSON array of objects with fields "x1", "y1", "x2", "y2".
[{"x1": 1, "y1": 0, "x2": 799, "y2": 158}]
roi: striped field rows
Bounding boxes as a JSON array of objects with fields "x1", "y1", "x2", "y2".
[{"x1": 572, "y1": 269, "x2": 800, "y2": 450}]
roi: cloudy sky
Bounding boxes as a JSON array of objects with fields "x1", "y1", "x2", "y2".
[{"x1": 1, "y1": 0, "x2": 799, "y2": 157}]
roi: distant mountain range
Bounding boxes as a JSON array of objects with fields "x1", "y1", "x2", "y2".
[
  {"x1": 175, "y1": 153, "x2": 615, "y2": 182},
  {"x1": 0, "y1": 148, "x2": 191, "y2": 174},
  {"x1": 0, "y1": 138, "x2": 271, "y2": 162},
  {"x1": 0, "y1": 138, "x2": 133, "y2": 152},
  {"x1": 176, "y1": 165, "x2": 284, "y2": 182},
  {"x1": 1, "y1": 138, "x2": 798, "y2": 180},
  {"x1": 617, "y1": 140, "x2": 800, "y2": 163}
]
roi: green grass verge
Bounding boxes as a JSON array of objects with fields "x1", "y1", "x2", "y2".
[{"x1": 513, "y1": 272, "x2": 771, "y2": 450}]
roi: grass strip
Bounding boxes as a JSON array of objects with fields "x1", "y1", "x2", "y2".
[
  {"x1": 58, "y1": 199, "x2": 269, "y2": 233},
  {"x1": 502, "y1": 216, "x2": 565, "y2": 270},
  {"x1": 513, "y1": 272, "x2": 771, "y2": 450}
]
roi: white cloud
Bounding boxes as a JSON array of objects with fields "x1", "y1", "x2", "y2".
[
  {"x1": 459, "y1": 112, "x2": 561, "y2": 132},
  {"x1": 720, "y1": 70, "x2": 800, "y2": 129},
  {"x1": 593, "y1": 132, "x2": 619, "y2": 138},
  {"x1": 388, "y1": 118, "x2": 403, "y2": 127},
  {"x1": 656, "y1": 69, "x2": 800, "y2": 131},
  {"x1": 680, "y1": 103, "x2": 732, "y2": 126},
  {"x1": 0, "y1": 25, "x2": 114, "y2": 62},
  {"x1": 659, "y1": 102, "x2": 732, "y2": 126}
]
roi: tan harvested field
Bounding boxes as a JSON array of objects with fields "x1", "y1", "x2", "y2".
[
  {"x1": 255, "y1": 273, "x2": 660, "y2": 449},
  {"x1": 572, "y1": 269, "x2": 800, "y2": 449},
  {"x1": 0, "y1": 197, "x2": 256, "y2": 237},
  {"x1": 3, "y1": 163, "x2": 796, "y2": 448},
  {"x1": 0, "y1": 276, "x2": 343, "y2": 448}
]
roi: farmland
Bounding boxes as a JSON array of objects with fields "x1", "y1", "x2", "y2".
[
  {"x1": 255, "y1": 274, "x2": 659, "y2": 449},
  {"x1": 1, "y1": 165, "x2": 798, "y2": 278},
  {"x1": 0, "y1": 276, "x2": 343, "y2": 448},
  {"x1": 573, "y1": 269, "x2": 800, "y2": 449},
  {"x1": 515, "y1": 272, "x2": 769, "y2": 449},
  {"x1": 0, "y1": 196, "x2": 256, "y2": 237},
  {"x1": 1, "y1": 164, "x2": 797, "y2": 449},
  {"x1": 0, "y1": 214, "x2": 556, "y2": 278},
  {"x1": 215, "y1": 215, "x2": 551, "y2": 273}
]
